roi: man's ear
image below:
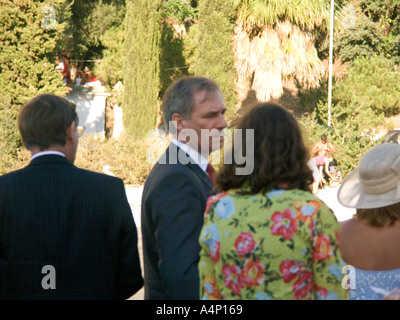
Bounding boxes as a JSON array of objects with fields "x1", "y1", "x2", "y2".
[
  {"x1": 171, "y1": 113, "x2": 185, "y2": 133},
  {"x1": 66, "y1": 121, "x2": 77, "y2": 143}
]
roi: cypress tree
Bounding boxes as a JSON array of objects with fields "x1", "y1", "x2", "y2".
[
  {"x1": 0, "y1": 0, "x2": 69, "y2": 161},
  {"x1": 190, "y1": 0, "x2": 237, "y2": 121},
  {"x1": 123, "y1": 0, "x2": 162, "y2": 139}
]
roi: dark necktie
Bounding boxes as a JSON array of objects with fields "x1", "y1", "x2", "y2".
[{"x1": 206, "y1": 163, "x2": 216, "y2": 183}]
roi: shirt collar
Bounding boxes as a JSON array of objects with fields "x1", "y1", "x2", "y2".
[
  {"x1": 170, "y1": 138, "x2": 209, "y2": 172},
  {"x1": 31, "y1": 150, "x2": 66, "y2": 161}
]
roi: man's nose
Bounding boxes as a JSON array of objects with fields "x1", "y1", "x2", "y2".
[{"x1": 218, "y1": 113, "x2": 228, "y2": 130}]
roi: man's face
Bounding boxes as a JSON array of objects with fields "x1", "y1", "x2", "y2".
[{"x1": 177, "y1": 90, "x2": 227, "y2": 156}]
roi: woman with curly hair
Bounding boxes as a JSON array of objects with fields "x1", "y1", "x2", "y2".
[{"x1": 198, "y1": 102, "x2": 347, "y2": 300}]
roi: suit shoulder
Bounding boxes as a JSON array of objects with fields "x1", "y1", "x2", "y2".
[
  {"x1": 0, "y1": 167, "x2": 28, "y2": 182},
  {"x1": 146, "y1": 162, "x2": 200, "y2": 187},
  {"x1": 74, "y1": 167, "x2": 124, "y2": 185}
]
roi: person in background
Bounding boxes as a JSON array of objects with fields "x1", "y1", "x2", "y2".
[
  {"x1": 199, "y1": 102, "x2": 347, "y2": 300},
  {"x1": 308, "y1": 158, "x2": 321, "y2": 194},
  {"x1": 141, "y1": 76, "x2": 227, "y2": 299},
  {"x1": 311, "y1": 134, "x2": 336, "y2": 158},
  {"x1": 75, "y1": 69, "x2": 85, "y2": 86},
  {"x1": 0, "y1": 94, "x2": 143, "y2": 299},
  {"x1": 60, "y1": 52, "x2": 71, "y2": 84},
  {"x1": 310, "y1": 134, "x2": 336, "y2": 187},
  {"x1": 83, "y1": 66, "x2": 101, "y2": 86},
  {"x1": 329, "y1": 167, "x2": 343, "y2": 188},
  {"x1": 338, "y1": 143, "x2": 400, "y2": 300}
]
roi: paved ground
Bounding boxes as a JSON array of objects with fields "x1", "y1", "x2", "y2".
[
  {"x1": 125, "y1": 185, "x2": 144, "y2": 300},
  {"x1": 124, "y1": 184, "x2": 354, "y2": 300},
  {"x1": 316, "y1": 186, "x2": 355, "y2": 222}
]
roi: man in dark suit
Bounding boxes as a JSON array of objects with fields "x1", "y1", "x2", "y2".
[
  {"x1": 141, "y1": 76, "x2": 227, "y2": 299},
  {"x1": 0, "y1": 94, "x2": 143, "y2": 299}
]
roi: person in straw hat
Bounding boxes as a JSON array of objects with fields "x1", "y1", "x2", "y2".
[{"x1": 338, "y1": 143, "x2": 400, "y2": 300}]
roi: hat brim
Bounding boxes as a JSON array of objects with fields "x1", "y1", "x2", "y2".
[{"x1": 337, "y1": 168, "x2": 400, "y2": 209}]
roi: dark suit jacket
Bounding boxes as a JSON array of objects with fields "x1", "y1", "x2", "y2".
[
  {"x1": 141, "y1": 144, "x2": 214, "y2": 300},
  {"x1": 0, "y1": 155, "x2": 143, "y2": 299}
]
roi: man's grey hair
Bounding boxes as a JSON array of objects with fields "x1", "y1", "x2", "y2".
[{"x1": 161, "y1": 76, "x2": 220, "y2": 133}]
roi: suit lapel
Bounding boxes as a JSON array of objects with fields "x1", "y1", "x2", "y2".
[
  {"x1": 165, "y1": 144, "x2": 214, "y2": 190},
  {"x1": 187, "y1": 161, "x2": 214, "y2": 190}
]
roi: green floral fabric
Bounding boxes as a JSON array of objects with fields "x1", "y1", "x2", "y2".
[{"x1": 199, "y1": 188, "x2": 348, "y2": 300}]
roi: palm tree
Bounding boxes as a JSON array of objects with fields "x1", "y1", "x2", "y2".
[{"x1": 232, "y1": 0, "x2": 331, "y2": 104}]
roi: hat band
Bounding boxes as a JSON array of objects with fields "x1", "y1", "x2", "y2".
[{"x1": 360, "y1": 178, "x2": 400, "y2": 200}]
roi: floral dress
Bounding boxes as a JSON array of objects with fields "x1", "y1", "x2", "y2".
[{"x1": 198, "y1": 187, "x2": 348, "y2": 300}]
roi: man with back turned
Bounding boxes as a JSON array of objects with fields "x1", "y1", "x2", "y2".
[{"x1": 0, "y1": 94, "x2": 143, "y2": 299}]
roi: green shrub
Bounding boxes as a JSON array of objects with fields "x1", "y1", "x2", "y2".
[
  {"x1": 123, "y1": 0, "x2": 162, "y2": 139},
  {"x1": 334, "y1": 55, "x2": 400, "y2": 117},
  {"x1": 187, "y1": 0, "x2": 237, "y2": 122},
  {"x1": 0, "y1": 1, "x2": 68, "y2": 158},
  {"x1": 75, "y1": 133, "x2": 153, "y2": 185},
  {"x1": 301, "y1": 101, "x2": 383, "y2": 176}
]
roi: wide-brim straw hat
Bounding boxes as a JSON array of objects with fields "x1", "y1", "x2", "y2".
[{"x1": 338, "y1": 143, "x2": 400, "y2": 209}]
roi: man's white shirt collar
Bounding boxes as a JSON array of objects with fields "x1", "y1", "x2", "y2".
[
  {"x1": 170, "y1": 138, "x2": 209, "y2": 172},
  {"x1": 31, "y1": 150, "x2": 66, "y2": 161}
]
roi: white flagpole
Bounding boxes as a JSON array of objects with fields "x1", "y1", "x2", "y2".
[{"x1": 328, "y1": 0, "x2": 334, "y2": 130}]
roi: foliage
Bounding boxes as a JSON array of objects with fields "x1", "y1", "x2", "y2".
[
  {"x1": 233, "y1": 0, "x2": 330, "y2": 29},
  {"x1": 335, "y1": 13, "x2": 386, "y2": 62},
  {"x1": 0, "y1": 1, "x2": 67, "y2": 105},
  {"x1": 0, "y1": 0, "x2": 68, "y2": 157},
  {"x1": 334, "y1": 55, "x2": 400, "y2": 117},
  {"x1": 0, "y1": 144, "x2": 30, "y2": 176},
  {"x1": 232, "y1": 0, "x2": 330, "y2": 103},
  {"x1": 65, "y1": 0, "x2": 126, "y2": 60},
  {"x1": 74, "y1": 133, "x2": 152, "y2": 185},
  {"x1": 57, "y1": 0, "x2": 127, "y2": 87},
  {"x1": 0, "y1": 132, "x2": 152, "y2": 185},
  {"x1": 183, "y1": 23, "x2": 199, "y2": 73},
  {"x1": 188, "y1": 0, "x2": 237, "y2": 121},
  {"x1": 302, "y1": 100, "x2": 383, "y2": 175},
  {"x1": 300, "y1": 55, "x2": 400, "y2": 174},
  {"x1": 360, "y1": 0, "x2": 400, "y2": 31},
  {"x1": 0, "y1": 107, "x2": 21, "y2": 160},
  {"x1": 95, "y1": 24, "x2": 125, "y2": 89},
  {"x1": 161, "y1": 0, "x2": 197, "y2": 24},
  {"x1": 123, "y1": 0, "x2": 162, "y2": 139},
  {"x1": 359, "y1": 0, "x2": 400, "y2": 63},
  {"x1": 159, "y1": 22, "x2": 189, "y2": 101}
]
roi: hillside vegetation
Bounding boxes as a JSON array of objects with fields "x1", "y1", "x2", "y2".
[{"x1": 1, "y1": 0, "x2": 400, "y2": 185}]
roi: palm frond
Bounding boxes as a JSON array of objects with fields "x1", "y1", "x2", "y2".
[{"x1": 235, "y1": 0, "x2": 330, "y2": 29}]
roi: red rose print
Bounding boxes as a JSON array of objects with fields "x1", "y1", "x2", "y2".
[
  {"x1": 234, "y1": 232, "x2": 256, "y2": 257},
  {"x1": 279, "y1": 259, "x2": 305, "y2": 283},
  {"x1": 293, "y1": 271, "x2": 313, "y2": 300},
  {"x1": 223, "y1": 264, "x2": 244, "y2": 296},
  {"x1": 205, "y1": 192, "x2": 228, "y2": 213},
  {"x1": 241, "y1": 258, "x2": 265, "y2": 287},
  {"x1": 210, "y1": 241, "x2": 220, "y2": 263},
  {"x1": 313, "y1": 235, "x2": 334, "y2": 262},
  {"x1": 271, "y1": 209, "x2": 298, "y2": 240}
]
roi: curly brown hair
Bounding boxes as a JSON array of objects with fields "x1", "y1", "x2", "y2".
[{"x1": 216, "y1": 102, "x2": 313, "y2": 194}]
